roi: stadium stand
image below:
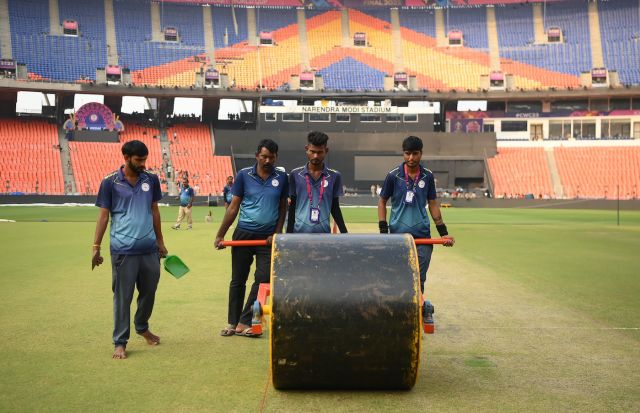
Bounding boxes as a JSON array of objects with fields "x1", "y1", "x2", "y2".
[
  {"x1": 487, "y1": 147, "x2": 554, "y2": 198},
  {"x1": 318, "y1": 57, "x2": 386, "y2": 91},
  {"x1": 7, "y1": 0, "x2": 640, "y2": 90},
  {"x1": 0, "y1": 119, "x2": 64, "y2": 194},
  {"x1": 599, "y1": 0, "x2": 640, "y2": 85},
  {"x1": 166, "y1": 124, "x2": 233, "y2": 196},
  {"x1": 554, "y1": 147, "x2": 640, "y2": 199},
  {"x1": 68, "y1": 124, "x2": 166, "y2": 194}
]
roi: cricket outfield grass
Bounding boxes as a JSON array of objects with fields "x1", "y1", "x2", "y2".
[{"x1": 0, "y1": 206, "x2": 638, "y2": 412}]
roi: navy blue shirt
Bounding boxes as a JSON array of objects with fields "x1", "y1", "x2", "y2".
[
  {"x1": 96, "y1": 167, "x2": 163, "y2": 255},
  {"x1": 223, "y1": 184, "x2": 233, "y2": 204},
  {"x1": 380, "y1": 163, "x2": 436, "y2": 238},
  {"x1": 179, "y1": 186, "x2": 194, "y2": 206},
  {"x1": 233, "y1": 164, "x2": 288, "y2": 235},
  {"x1": 289, "y1": 164, "x2": 343, "y2": 233}
]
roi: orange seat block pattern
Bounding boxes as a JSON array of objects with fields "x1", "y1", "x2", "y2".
[
  {"x1": 487, "y1": 148, "x2": 554, "y2": 198},
  {"x1": 0, "y1": 119, "x2": 64, "y2": 194},
  {"x1": 554, "y1": 147, "x2": 640, "y2": 200},
  {"x1": 167, "y1": 124, "x2": 233, "y2": 196},
  {"x1": 69, "y1": 124, "x2": 165, "y2": 195}
]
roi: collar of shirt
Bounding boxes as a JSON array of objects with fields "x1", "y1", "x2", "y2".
[
  {"x1": 249, "y1": 163, "x2": 279, "y2": 182},
  {"x1": 302, "y1": 163, "x2": 329, "y2": 180},
  {"x1": 397, "y1": 162, "x2": 426, "y2": 181}
]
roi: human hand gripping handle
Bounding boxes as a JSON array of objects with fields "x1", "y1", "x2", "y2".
[
  {"x1": 157, "y1": 240, "x2": 168, "y2": 258},
  {"x1": 214, "y1": 236, "x2": 226, "y2": 250}
]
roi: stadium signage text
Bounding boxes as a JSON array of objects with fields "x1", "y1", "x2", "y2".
[{"x1": 301, "y1": 106, "x2": 393, "y2": 114}]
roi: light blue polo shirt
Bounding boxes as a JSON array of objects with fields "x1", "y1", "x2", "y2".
[
  {"x1": 96, "y1": 167, "x2": 163, "y2": 255},
  {"x1": 289, "y1": 164, "x2": 343, "y2": 233},
  {"x1": 233, "y1": 164, "x2": 288, "y2": 235},
  {"x1": 380, "y1": 163, "x2": 436, "y2": 238},
  {"x1": 179, "y1": 186, "x2": 194, "y2": 206}
]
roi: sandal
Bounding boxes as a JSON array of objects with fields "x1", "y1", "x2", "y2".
[
  {"x1": 236, "y1": 327, "x2": 261, "y2": 338},
  {"x1": 220, "y1": 326, "x2": 236, "y2": 337}
]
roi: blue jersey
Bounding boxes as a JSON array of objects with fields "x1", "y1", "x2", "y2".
[
  {"x1": 223, "y1": 184, "x2": 233, "y2": 204},
  {"x1": 179, "y1": 186, "x2": 194, "y2": 206},
  {"x1": 96, "y1": 167, "x2": 163, "y2": 255},
  {"x1": 289, "y1": 164, "x2": 343, "y2": 233},
  {"x1": 380, "y1": 163, "x2": 436, "y2": 238},
  {"x1": 233, "y1": 164, "x2": 288, "y2": 235}
]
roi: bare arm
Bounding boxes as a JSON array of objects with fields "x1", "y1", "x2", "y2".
[
  {"x1": 274, "y1": 197, "x2": 287, "y2": 234},
  {"x1": 427, "y1": 199, "x2": 455, "y2": 246},
  {"x1": 330, "y1": 197, "x2": 348, "y2": 233},
  {"x1": 152, "y1": 202, "x2": 168, "y2": 256},
  {"x1": 214, "y1": 195, "x2": 242, "y2": 249},
  {"x1": 92, "y1": 208, "x2": 109, "y2": 270}
]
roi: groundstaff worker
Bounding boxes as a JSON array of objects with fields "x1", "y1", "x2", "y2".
[
  {"x1": 92, "y1": 140, "x2": 168, "y2": 360},
  {"x1": 287, "y1": 131, "x2": 347, "y2": 234},
  {"x1": 215, "y1": 139, "x2": 288, "y2": 338},
  {"x1": 172, "y1": 177, "x2": 194, "y2": 230},
  {"x1": 378, "y1": 136, "x2": 455, "y2": 305}
]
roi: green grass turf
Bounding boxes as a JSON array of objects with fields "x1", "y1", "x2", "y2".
[{"x1": 0, "y1": 205, "x2": 638, "y2": 412}]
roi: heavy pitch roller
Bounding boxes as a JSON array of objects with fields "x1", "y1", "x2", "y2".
[{"x1": 222, "y1": 234, "x2": 442, "y2": 390}]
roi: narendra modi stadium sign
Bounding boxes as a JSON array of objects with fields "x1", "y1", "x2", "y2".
[{"x1": 260, "y1": 105, "x2": 432, "y2": 114}]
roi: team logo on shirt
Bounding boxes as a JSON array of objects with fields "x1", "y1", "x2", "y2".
[
  {"x1": 418, "y1": 180, "x2": 425, "y2": 189},
  {"x1": 141, "y1": 183, "x2": 150, "y2": 192},
  {"x1": 271, "y1": 179, "x2": 279, "y2": 187},
  {"x1": 323, "y1": 179, "x2": 329, "y2": 188}
]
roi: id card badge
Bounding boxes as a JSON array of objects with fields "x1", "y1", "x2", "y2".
[
  {"x1": 310, "y1": 207, "x2": 320, "y2": 223},
  {"x1": 404, "y1": 191, "x2": 415, "y2": 205}
]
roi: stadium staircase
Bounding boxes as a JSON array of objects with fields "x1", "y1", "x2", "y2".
[
  {"x1": 104, "y1": 0, "x2": 118, "y2": 66},
  {"x1": 48, "y1": 0, "x2": 62, "y2": 36},
  {"x1": 485, "y1": 5, "x2": 501, "y2": 71},
  {"x1": 150, "y1": 1, "x2": 163, "y2": 42},
  {"x1": 0, "y1": 0, "x2": 11, "y2": 58},
  {"x1": 158, "y1": 130, "x2": 177, "y2": 195},
  {"x1": 588, "y1": 0, "x2": 604, "y2": 68},
  {"x1": 57, "y1": 127, "x2": 76, "y2": 194},
  {"x1": 544, "y1": 147, "x2": 564, "y2": 199},
  {"x1": 532, "y1": 3, "x2": 545, "y2": 44},
  {"x1": 340, "y1": 8, "x2": 349, "y2": 47},
  {"x1": 390, "y1": 8, "x2": 403, "y2": 73},
  {"x1": 247, "y1": 7, "x2": 257, "y2": 46},
  {"x1": 297, "y1": 7, "x2": 310, "y2": 71},
  {"x1": 434, "y1": 7, "x2": 446, "y2": 47},
  {"x1": 203, "y1": 4, "x2": 215, "y2": 63}
]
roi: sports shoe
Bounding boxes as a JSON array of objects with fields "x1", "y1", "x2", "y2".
[{"x1": 171, "y1": 225, "x2": 180, "y2": 230}]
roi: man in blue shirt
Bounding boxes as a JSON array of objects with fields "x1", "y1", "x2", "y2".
[
  {"x1": 287, "y1": 131, "x2": 347, "y2": 234},
  {"x1": 172, "y1": 177, "x2": 195, "y2": 230},
  {"x1": 92, "y1": 140, "x2": 168, "y2": 360},
  {"x1": 215, "y1": 139, "x2": 288, "y2": 337},
  {"x1": 222, "y1": 175, "x2": 234, "y2": 208},
  {"x1": 378, "y1": 136, "x2": 455, "y2": 297}
]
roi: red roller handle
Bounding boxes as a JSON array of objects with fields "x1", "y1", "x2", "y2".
[{"x1": 220, "y1": 238, "x2": 448, "y2": 247}]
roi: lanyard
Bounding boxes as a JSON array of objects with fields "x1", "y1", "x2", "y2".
[
  {"x1": 305, "y1": 174, "x2": 326, "y2": 208},
  {"x1": 404, "y1": 164, "x2": 419, "y2": 193}
]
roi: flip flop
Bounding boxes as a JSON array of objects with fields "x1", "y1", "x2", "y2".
[
  {"x1": 220, "y1": 326, "x2": 236, "y2": 337},
  {"x1": 236, "y1": 327, "x2": 261, "y2": 338}
]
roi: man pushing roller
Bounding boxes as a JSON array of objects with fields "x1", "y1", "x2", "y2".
[{"x1": 378, "y1": 136, "x2": 455, "y2": 322}]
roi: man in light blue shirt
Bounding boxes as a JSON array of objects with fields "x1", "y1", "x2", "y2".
[
  {"x1": 287, "y1": 131, "x2": 347, "y2": 234},
  {"x1": 215, "y1": 139, "x2": 288, "y2": 338},
  {"x1": 222, "y1": 175, "x2": 234, "y2": 208},
  {"x1": 378, "y1": 136, "x2": 455, "y2": 296},
  {"x1": 92, "y1": 140, "x2": 168, "y2": 360},
  {"x1": 172, "y1": 177, "x2": 195, "y2": 230}
]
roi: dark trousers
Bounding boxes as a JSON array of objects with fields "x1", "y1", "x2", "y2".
[
  {"x1": 417, "y1": 244, "x2": 433, "y2": 294},
  {"x1": 228, "y1": 228, "x2": 271, "y2": 326},
  {"x1": 111, "y1": 253, "x2": 160, "y2": 347}
]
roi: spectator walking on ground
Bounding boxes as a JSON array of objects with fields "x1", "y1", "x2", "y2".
[
  {"x1": 92, "y1": 140, "x2": 168, "y2": 360},
  {"x1": 172, "y1": 177, "x2": 195, "y2": 230}
]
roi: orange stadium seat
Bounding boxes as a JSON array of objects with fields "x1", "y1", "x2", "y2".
[
  {"x1": 167, "y1": 124, "x2": 233, "y2": 196},
  {"x1": 487, "y1": 148, "x2": 554, "y2": 198},
  {"x1": 0, "y1": 119, "x2": 64, "y2": 194}
]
